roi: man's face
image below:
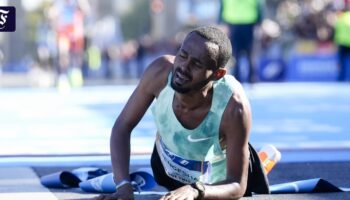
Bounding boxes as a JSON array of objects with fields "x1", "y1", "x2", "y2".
[{"x1": 171, "y1": 33, "x2": 219, "y2": 94}]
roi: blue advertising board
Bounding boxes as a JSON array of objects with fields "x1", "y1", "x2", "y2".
[{"x1": 286, "y1": 53, "x2": 338, "y2": 81}]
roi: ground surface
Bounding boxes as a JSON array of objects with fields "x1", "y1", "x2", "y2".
[{"x1": 1, "y1": 82, "x2": 350, "y2": 199}]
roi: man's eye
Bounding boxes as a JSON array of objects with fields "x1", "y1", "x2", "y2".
[
  {"x1": 194, "y1": 62, "x2": 203, "y2": 68},
  {"x1": 179, "y1": 53, "x2": 187, "y2": 58}
]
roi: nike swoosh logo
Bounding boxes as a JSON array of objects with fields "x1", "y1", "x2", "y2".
[{"x1": 187, "y1": 135, "x2": 211, "y2": 142}]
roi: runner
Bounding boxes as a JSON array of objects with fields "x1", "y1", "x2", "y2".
[{"x1": 96, "y1": 26, "x2": 268, "y2": 200}]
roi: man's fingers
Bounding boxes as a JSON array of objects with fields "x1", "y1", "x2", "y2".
[
  {"x1": 93, "y1": 194, "x2": 118, "y2": 200},
  {"x1": 102, "y1": 193, "x2": 133, "y2": 200},
  {"x1": 159, "y1": 193, "x2": 168, "y2": 200},
  {"x1": 159, "y1": 192, "x2": 174, "y2": 200}
]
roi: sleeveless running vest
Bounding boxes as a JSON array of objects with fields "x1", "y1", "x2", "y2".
[{"x1": 151, "y1": 73, "x2": 235, "y2": 184}]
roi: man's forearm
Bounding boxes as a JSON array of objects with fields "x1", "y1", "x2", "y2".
[
  {"x1": 110, "y1": 126, "x2": 131, "y2": 182},
  {"x1": 202, "y1": 182, "x2": 245, "y2": 200}
]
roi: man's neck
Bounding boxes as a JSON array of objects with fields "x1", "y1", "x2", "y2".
[{"x1": 174, "y1": 83, "x2": 213, "y2": 111}]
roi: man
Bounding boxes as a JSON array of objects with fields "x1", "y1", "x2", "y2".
[
  {"x1": 334, "y1": 1, "x2": 350, "y2": 81},
  {"x1": 96, "y1": 26, "x2": 268, "y2": 200},
  {"x1": 220, "y1": 0, "x2": 263, "y2": 83}
]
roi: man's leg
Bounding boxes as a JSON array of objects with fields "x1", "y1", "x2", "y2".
[
  {"x1": 338, "y1": 46, "x2": 346, "y2": 81},
  {"x1": 230, "y1": 25, "x2": 243, "y2": 82},
  {"x1": 244, "y1": 143, "x2": 270, "y2": 196},
  {"x1": 247, "y1": 48, "x2": 256, "y2": 83},
  {"x1": 233, "y1": 52, "x2": 242, "y2": 82},
  {"x1": 242, "y1": 24, "x2": 255, "y2": 83},
  {"x1": 231, "y1": 24, "x2": 256, "y2": 83}
]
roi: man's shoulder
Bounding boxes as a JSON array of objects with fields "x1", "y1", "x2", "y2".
[
  {"x1": 218, "y1": 74, "x2": 240, "y2": 95},
  {"x1": 147, "y1": 55, "x2": 174, "y2": 74},
  {"x1": 222, "y1": 77, "x2": 250, "y2": 116},
  {"x1": 139, "y1": 55, "x2": 174, "y2": 96},
  {"x1": 220, "y1": 78, "x2": 252, "y2": 136},
  {"x1": 222, "y1": 75, "x2": 246, "y2": 98}
]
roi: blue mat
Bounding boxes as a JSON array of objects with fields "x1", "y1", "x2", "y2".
[
  {"x1": 41, "y1": 168, "x2": 350, "y2": 194},
  {"x1": 270, "y1": 178, "x2": 350, "y2": 193},
  {"x1": 40, "y1": 167, "x2": 108, "y2": 188},
  {"x1": 79, "y1": 171, "x2": 157, "y2": 193}
]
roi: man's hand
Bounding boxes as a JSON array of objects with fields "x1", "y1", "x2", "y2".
[
  {"x1": 93, "y1": 184, "x2": 134, "y2": 200},
  {"x1": 160, "y1": 185, "x2": 198, "y2": 200}
]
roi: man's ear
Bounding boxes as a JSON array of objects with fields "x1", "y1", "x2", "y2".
[{"x1": 213, "y1": 68, "x2": 226, "y2": 80}]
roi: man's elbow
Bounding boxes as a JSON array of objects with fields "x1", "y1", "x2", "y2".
[
  {"x1": 110, "y1": 120, "x2": 132, "y2": 152},
  {"x1": 227, "y1": 182, "x2": 246, "y2": 200},
  {"x1": 111, "y1": 119, "x2": 120, "y2": 138},
  {"x1": 111, "y1": 118, "x2": 132, "y2": 141}
]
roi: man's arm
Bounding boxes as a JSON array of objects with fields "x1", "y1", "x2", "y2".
[
  {"x1": 204, "y1": 85, "x2": 251, "y2": 199},
  {"x1": 109, "y1": 56, "x2": 173, "y2": 196}
]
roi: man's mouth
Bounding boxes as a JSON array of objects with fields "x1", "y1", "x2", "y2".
[{"x1": 174, "y1": 70, "x2": 190, "y2": 85}]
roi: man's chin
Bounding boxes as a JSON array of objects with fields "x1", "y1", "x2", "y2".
[{"x1": 170, "y1": 81, "x2": 190, "y2": 94}]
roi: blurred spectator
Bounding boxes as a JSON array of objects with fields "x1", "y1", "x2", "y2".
[
  {"x1": 120, "y1": 40, "x2": 138, "y2": 78},
  {"x1": 219, "y1": 0, "x2": 264, "y2": 83},
  {"x1": 260, "y1": 19, "x2": 281, "y2": 50},
  {"x1": 135, "y1": 36, "x2": 147, "y2": 78},
  {"x1": 334, "y1": 0, "x2": 350, "y2": 81},
  {"x1": 86, "y1": 44, "x2": 102, "y2": 72},
  {"x1": 293, "y1": 1, "x2": 334, "y2": 42},
  {"x1": 48, "y1": 0, "x2": 90, "y2": 91}
]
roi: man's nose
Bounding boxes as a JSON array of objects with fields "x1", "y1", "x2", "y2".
[{"x1": 180, "y1": 58, "x2": 192, "y2": 72}]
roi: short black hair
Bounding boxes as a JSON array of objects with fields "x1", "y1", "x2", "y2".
[{"x1": 189, "y1": 26, "x2": 232, "y2": 69}]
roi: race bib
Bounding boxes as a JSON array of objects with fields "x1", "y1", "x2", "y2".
[{"x1": 156, "y1": 138, "x2": 212, "y2": 184}]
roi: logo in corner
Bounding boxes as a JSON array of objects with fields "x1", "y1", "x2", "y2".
[{"x1": 0, "y1": 6, "x2": 15, "y2": 32}]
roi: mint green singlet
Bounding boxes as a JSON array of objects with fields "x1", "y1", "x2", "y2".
[{"x1": 152, "y1": 73, "x2": 235, "y2": 184}]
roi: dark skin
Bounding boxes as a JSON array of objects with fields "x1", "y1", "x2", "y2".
[{"x1": 95, "y1": 32, "x2": 251, "y2": 200}]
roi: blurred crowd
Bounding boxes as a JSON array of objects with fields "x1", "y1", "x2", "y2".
[
  {"x1": 27, "y1": 0, "x2": 185, "y2": 90},
  {"x1": 0, "y1": 0, "x2": 349, "y2": 89}
]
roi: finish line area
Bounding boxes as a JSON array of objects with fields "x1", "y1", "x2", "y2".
[{"x1": 1, "y1": 82, "x2": 350, "y2": 166}]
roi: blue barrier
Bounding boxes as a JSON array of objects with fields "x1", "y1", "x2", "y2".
[
  {"x1": 286, "y1": 54, "x2": 338, "y2": 81},
  {"x1": 258, "y1": 57, "x2": 285, "y2": 81}
]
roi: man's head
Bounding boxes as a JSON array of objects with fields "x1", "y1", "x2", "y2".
[
  {"x1": 171, "y1": 26, "x2": 232, "y2": 94},
  {"x1": 190, "y1": 26, "x2": 232, "y2": 69}
]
